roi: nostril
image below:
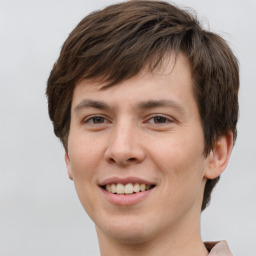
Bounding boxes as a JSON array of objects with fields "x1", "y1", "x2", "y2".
[
  {"x1": 109, "y1": 158, "x2": 116, "y2": 163},
  {"x1": 128, "y1": 157, "x2": 137, "y2": 162},
  {"x1": 107, "y1": 157, "x2": 138, "y2": 165}
]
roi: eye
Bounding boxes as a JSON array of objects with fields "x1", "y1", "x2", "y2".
[
  {"x1": 84, "y1": 116, "x2": 108, "y2": 124},
  {"x1": 147, "y1": 115, "x2": 172, "y2": 124},
  {"x1": 151, "y1": 116, "x2": 168, "y2": 124}
]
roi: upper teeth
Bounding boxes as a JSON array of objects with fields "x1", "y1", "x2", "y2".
[{"x1": 105, "y1": 183, "x2": 152, "y2": 194}]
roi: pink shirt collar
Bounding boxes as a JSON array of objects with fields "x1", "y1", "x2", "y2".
[{"x1": 205, "y1": 241, "x2": 233, "y2": 256}]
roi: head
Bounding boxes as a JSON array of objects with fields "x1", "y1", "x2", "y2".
[{"x1": 46, "y1": 0, "x2": 239, "y2": 213}]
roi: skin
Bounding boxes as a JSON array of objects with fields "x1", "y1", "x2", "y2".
[{"x1": 65, "y1": 54, "x2": 233, "y2": 256}]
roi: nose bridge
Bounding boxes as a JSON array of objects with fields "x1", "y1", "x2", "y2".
[{"x1": 104, "y1": 117, "x2": 145, "y2": 165}]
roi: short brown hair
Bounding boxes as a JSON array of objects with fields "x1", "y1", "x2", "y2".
[{"x1": 46, "y1": 0, "x2": 239, "y2": 211}]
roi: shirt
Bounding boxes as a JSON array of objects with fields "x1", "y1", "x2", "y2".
[{"x1": 205, "y1": 241, "x2": 233, "y2": 256}]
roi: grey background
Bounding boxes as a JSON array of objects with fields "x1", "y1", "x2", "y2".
[{"x1": 0, "y1": 0, "x2": 255, "y2": 255}]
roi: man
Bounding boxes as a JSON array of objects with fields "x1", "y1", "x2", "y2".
[{"x1": 46, "y1": 1, "x2": 239, "y2": 255}]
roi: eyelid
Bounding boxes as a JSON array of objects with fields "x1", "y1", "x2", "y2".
[
  {"x1": 82, "y1": 114, "x2": 175, "y2": 125},
  {"x1": 145, "y1": 114, "x2": 175, "y2": 124},
  {"x1": 83, "y1": 114, "x2": 110, "y2": 124}
]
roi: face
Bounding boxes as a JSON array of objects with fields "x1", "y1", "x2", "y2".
[{"x1": 65, "y1": 54, "x2": 210, "y2": 244}]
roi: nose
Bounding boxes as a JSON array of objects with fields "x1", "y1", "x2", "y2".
[{"x1": 104, "y1": 121, "x2": 146, "y2": 167}]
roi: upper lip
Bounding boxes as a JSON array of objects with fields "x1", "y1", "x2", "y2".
[{"x1": 98, "y1": 176, "x2": 156, "y2": 186}]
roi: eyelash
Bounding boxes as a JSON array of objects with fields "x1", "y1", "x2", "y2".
[
  {"x1": 146, "y1": 115, "x2": 173, "y2": 125},
  {"x1": 83, "y1": 115, "x2": 109, "y2": 125}
]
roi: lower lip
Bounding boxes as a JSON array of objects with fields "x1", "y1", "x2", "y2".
[{"x1": 100, "y1": 187, "x2": 155, "y2": 206}]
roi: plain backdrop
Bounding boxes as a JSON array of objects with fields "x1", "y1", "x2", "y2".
[{"x1": 0, "y1": 0, "x2": 255, "y2": 255}]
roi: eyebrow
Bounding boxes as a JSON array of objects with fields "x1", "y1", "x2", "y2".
[
  {"x1": 137, "y1": 99, "x2": 185, "y2": 114},
  {"x1": 74, "y1": 99, "x2": 110, "y2": 112},
  {"x1": 74, "y1": 99, "x2": 185, "y2": 114}
]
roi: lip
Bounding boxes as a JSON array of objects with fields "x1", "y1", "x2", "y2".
[
  {"x1": 100, "y1": 186, "x2": 155, "y2": 206},
  {"x1": 98, "y1": 176, "x2": 156, "y2": 206},
  {"x1": 98, "y1": 176, "x2": 155, "y2": 186}
]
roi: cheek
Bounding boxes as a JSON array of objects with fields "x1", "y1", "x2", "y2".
[
  {"x1": 152, "y1": 147, "x2": 206, "y2": 221},
  {"x1": 68, "y1": 154, "x2": 100, "y2": 220},
  {"x1": 67, "y1": 134, "x2": 104, "y2": 208},
  {"x1": 149, "y1": 131, "x2": 204, "y2": 169},
  {"x1": 148, "y1": 131, "x2": 206, "y2": 196},
  {"x1": 68, "y1": 133, "x2": 104, "y2": 176}
]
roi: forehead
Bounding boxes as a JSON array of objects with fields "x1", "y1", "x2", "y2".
[{"x1": 72, "y1": 53, "x2": 194, "y2": 107}]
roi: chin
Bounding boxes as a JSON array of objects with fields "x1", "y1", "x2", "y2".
[{"x1": 96, "y1": 214, "x2": 158, "y2": 244}]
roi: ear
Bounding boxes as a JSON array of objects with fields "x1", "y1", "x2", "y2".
[
  {"x1": 65, "y1": 152, "x2": 73, "y2": 180},
  {"x1": 204, "y1": 131, "x2": 233, "y2": 179}
]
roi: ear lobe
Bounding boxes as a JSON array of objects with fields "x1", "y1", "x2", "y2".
[
  {"x1": 204, "y1": 131, "x2": 233, "y2": 180},
  {"x1": 65, "y1": 152, "x2": 73, "y2": 180}
]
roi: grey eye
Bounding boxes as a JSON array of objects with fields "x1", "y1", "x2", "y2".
[
  {"x1": 153, "y1": 116, "x2": 167, "y2": 123},
  {"x1": 91, "y1": 117, "x2": 106, "y2": 124}
]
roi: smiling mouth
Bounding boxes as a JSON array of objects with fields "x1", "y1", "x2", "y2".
[{"x1": 102, "y1": 183, "x2": 155, "y2": 194}]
